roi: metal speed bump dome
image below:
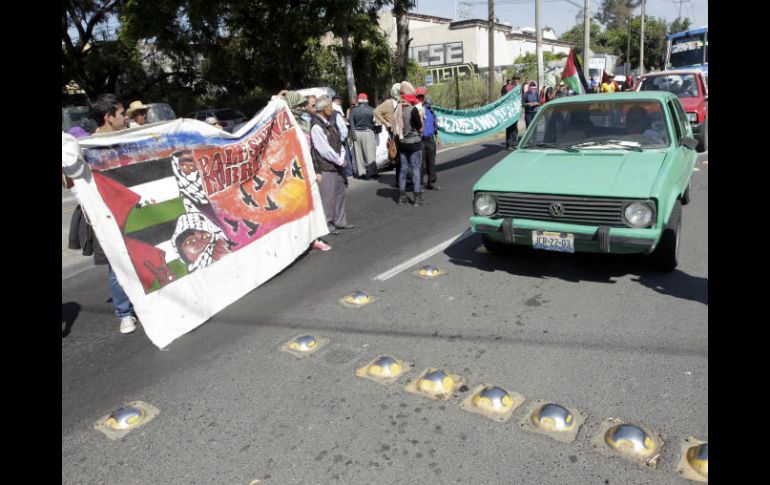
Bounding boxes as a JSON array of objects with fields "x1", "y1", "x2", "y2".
[
  {"x1": 676, "y1": 437, "x2": 708, "y2": 482},
  {"x1": 355, "y1": 355, "x2": 414, "y2": 385},
  {"x1": 592, "y1": 418, "x2": 664, "y2": 468},
  {"x1": 340, "y1": 291, "x2": 375, "y2": 307},
  {"x1": 416, "y1": 265, "x2": 444, "y2": 278},
  {"x1": 532, "y1": 403, "x2": 575, "y2": 432},
  {"x1": 405, "y1": 368, "x2": 464, "y2": 400},
  {"x1": 93, "y1": 401, "x2": 160, "y2": 440},
  {"x1": 518, "y1": 400, "x2": 586, "y2": 442},
  {"x1": 460, "y1": 384, "x2": 524, "y2": 422},
  {"x1": 280, "y1": 334, "x2": 329, "y2": 357},
  {"x1": 106, "y1": 406, "x2": 146, "y2": 431}
]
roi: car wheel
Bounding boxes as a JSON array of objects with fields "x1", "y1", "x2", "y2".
[
  {"x1": 650, "y1": 200, "x2": 681, "y2": 271},
  {"x1": 482, "y1": 235, "x2": 510, "y2": 254},
  {"x1": 681, "y1": 182, "x2": 691, "y2": 205},
  {"x1": 697, "y1": 117, "x2": 708, "y2": 152}
]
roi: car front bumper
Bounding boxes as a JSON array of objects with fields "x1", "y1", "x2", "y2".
[{"x1": 470, "y1": 216, "x2": 661, "y2": 254}]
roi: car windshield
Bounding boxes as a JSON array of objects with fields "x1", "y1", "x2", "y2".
[
  {"x1": 638, "y1": 74, "x2": 699, "y2": 98},
  {"x1": 521, "y1": 100, "x2": 671, "y2": 150},
  {"x1": 147, "y1": 104, "x2": 176, "y2": 123}
]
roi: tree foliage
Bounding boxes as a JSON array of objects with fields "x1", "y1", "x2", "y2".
[{"x1": 594, "y1": 0, "x2": 641, "y2": 30}]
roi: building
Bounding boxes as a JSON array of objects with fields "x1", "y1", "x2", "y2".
[{"x1": 377, "y1": 12, "x2": 573, "y2": 84}]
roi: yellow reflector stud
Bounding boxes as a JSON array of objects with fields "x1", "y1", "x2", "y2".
[
  {"x1": 417, "y1": 370, "x2": 454, "y2": 394},
  {"x1": 532, "y1": 403, "x2": 575, "y2": 432},
  {"x1": 288, "y1": 335, "x2": 318, "y2": 352},
  {"x1": 105, "y1": 406, "x2": 146, "y2": 431},
  {"x1": 342, "y1": 291, "x2": 373, "y2": 306},
  {"x1": 417, "y1": 265, "x2": 443, "y2": 277},
  {"x1": 367, "y1": 356, "x2": 402, "y2": 378},
  {"x1": 473, "y1": 386, "x2": 514, "y2": 413},
  {"x1": 686, "y1": 443, "x2": 708, "y2": 478},
  {"x1": 605, "y1": 424, "x2": 657, "y2": 458}
]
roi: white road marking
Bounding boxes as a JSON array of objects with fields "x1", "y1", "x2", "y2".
[{"x1": 373, "y1": 229, "x2": 473, "y2": 281}]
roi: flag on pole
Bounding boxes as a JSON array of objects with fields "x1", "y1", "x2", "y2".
[{"x1": 561, "y1": 48, "x2": 590, "y2": 95}]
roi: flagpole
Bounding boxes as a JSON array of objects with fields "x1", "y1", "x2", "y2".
[
  {"x1": 640, "y1": 0, "x2": 645, "y2": 76},
  {"x1": 536, "y1": 0, "x2": 544, "y2": 88},
  {"x1": 583, "y1": 0, "x2": 590, "y2": 79}
]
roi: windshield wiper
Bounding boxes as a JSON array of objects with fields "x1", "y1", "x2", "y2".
[
  {"x1": 571, "y1": 140, "x2": 643, "y2": 152},
  {"x1": 523, "y1": 143, "x2": 579, "y2": 153}
]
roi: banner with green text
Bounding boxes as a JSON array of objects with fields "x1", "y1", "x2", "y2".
[{"x1": 434, "y1": 85, "x2": 522, "y2": 144}]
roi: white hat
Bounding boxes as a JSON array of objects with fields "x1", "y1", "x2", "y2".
[{"x1": 126, "y1": 100, "x2": 150, "y2": 117}]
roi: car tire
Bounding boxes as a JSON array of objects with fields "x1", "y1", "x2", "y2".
[
  {"x1": 482, "y1": 235, "x2": 510, "y2": 254},
  {"x1": 681, "y1": 182, "x2": 691, "y2": 205},
  {"x1": 697, "y1": 117, "x2": 708, "y2": 152},
  {"x1": 650, "y1": 200, "x2": 681, "y2": 271}
]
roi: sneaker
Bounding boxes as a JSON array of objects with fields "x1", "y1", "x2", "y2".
[
  {"x1": 120, "y1": 316, "x2": 137, "y2": 334},
  {"x1": 312, "y1": 239, "x2": 332, "y2": 251}
]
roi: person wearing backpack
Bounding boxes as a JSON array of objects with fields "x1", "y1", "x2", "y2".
[
  {"x1": 393, "y1": 82, "x2": 425, "y2": 206},
  {"x1": 417, "y1": 93, "x2": 441, "y2": 191}
]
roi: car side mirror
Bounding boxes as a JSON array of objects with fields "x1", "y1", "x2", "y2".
[{"x1": 681, "y1": 136, "x2": 698, "y2": 150}]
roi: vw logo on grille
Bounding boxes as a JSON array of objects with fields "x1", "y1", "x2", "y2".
[{"x1": 549, "y1": 202, "x2": 565, "y2": 217}]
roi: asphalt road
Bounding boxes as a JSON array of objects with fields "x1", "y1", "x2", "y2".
[{"x1": 62, "y1": 141, "x2": 708, "y2": 485}]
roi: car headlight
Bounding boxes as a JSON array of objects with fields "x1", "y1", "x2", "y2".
[
  {"x1": 624, "y1": 201, "x2": 654, "y2": 228},
  {"x1": 687, "y1": 112, "x2": 698, "y2": 123},
  {"x1": 474, "y1": 194, "x2": 497, "y2": 216}
]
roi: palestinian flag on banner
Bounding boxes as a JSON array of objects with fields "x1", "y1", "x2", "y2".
[{"x1": 561, "y1": 48, "x2": 590, "y2": 95}]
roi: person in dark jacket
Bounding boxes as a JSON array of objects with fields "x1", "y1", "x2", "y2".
[
  {"x1": 393, "y1": 82, "x2": 425, "y2": 206},
  {"x1": 311, "y1": 96, "x2": 355, "y2": 234},
  {"x1": 417, "y1": 93, "x2": 441, "y2": 190}
]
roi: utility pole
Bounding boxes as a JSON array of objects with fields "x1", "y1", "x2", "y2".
[
  {"x1": 583, "y1": 0, "x2": 590, "y2": 78},
  {"x1": 626, "y1": 16, "x2": 631, "y2": 76},
  {"x1": 535, "y1": 0, "x2": 543, "y2": 88},
  {"x1": 639, "y1": 0, "x2": 644, "y2": 76},
  {"x1": 488, "y1": 0, "x2": 495, "y2": 103}
]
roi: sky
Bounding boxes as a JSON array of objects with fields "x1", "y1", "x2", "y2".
[{"x1": 412, "y1": 0, "x2": 708, "y2": 37}]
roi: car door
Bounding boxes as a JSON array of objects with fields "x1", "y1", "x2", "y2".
[{"x1": 668, "y1": 99, "x2": 697, "y2": 195}]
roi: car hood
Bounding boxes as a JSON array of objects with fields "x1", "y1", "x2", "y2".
[{"x1": 475, "y1": 149, "x2": 668, "y2": 198}]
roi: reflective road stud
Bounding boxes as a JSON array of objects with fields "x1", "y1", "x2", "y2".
[
  {"x1": 519, "y1": 400, "x2": 586, "y2": 443},
  {"x1": 280, "y1": 335, "x2": 329, "y2": 357},
  {"x1": 416, "y1": 265, "x2": 444, "y2": 278},
  {"x1": 460, "y1": 384, "x2": 524, "y2": 422},
  {"x1": 677, "y1": 437, "x2": 708, "y2": 482},
  {"x1": 355, "y1": 355, "x2": 414, "y2": 385},
  {"x1": 592, "y1": 418, "x2": 664, "y2": 468},
  {"x1": 405, "y1": 368, "x2": 464, "y2": 400},
  {"x1": 93, "y1": 401, "x2": 160, "y2": 440},
  {"x1": 340, "y1": 291, "x2": 375, "y2": 308}
]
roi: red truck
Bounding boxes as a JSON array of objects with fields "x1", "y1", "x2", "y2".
[{"x1": 634, "y1": 70, "x2": 708, "y2": 152}]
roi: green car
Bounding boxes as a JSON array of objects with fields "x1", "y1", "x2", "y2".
[{"x1": 471, "y1": 92, "x2": 698, "y2": 270}]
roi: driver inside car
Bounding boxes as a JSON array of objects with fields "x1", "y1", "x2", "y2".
[{"x1": 625, "y1": 105, "x2": 664, "y2": 144}]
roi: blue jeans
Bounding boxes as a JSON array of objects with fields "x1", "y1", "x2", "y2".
[
  {"x1": 108, "y1": 265, "x2": 133, "y2": 319},
  {"x1": 399, "y1": 149, "x2": 422, "y2": 193}
]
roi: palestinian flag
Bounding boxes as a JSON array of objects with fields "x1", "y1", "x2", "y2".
[{"x1": 561, "y1": 48, "x2": 590, "y2": 95}]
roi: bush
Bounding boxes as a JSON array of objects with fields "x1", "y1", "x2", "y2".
[{"x1": 426, "y1": 78, "x2": 503, "y2": 110}]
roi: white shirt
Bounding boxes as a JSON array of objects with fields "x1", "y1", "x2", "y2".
[{"x1": 310, "y1": 118, "x2": 344, "y2": 166}]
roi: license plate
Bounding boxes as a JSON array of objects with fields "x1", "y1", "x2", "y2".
[{"x1": 531, "y1": 231, "x2": 575, "y2": 253}]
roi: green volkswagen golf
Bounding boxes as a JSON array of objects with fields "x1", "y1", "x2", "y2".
[{"x1": 471, "y1": 92, "x2": 698, "y2": 270}]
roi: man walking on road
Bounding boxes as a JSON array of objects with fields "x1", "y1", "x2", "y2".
[
  {"x1": 85, "y1": 94, "x2": 138, "y2": 334},
  {"x1": 350, "y1": 93, "x2": 377, "y2": 179},
  {"x1": 504, "y1": 75, "x2": 520, "y2": 150},
  {"x1": 418, "y1": 93, "x2": 440, "y2": 191},
  {"x1": 523, "y1": 81, "x2": 541, "y2": 129}
]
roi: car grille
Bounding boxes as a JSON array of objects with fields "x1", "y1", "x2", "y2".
[{"x1": 495, "y1": 193, "x2": 626, "y2": 227}]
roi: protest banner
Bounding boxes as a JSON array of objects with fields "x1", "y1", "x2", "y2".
[
  {"x1": 434, "y1": 85, "x2": 522, "y2": 144},
  {"x1": 64, "y1": 98, "x2": 328, "y2": 348}
]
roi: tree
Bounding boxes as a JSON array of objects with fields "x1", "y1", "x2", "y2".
[
  {"x1": 669, "y1": 17, "x2": 692, "y2": 35},
  {"x1": 559, "y1": 21, "x2": 609, "y2": 58},
  {"x1": 595, "y1": 0, "x2": 641, "y2": 30},
  {"x1": 391, "y1": 0, "x2": 417, "y2": 82},
  {"x1": 602, "y1": 15, "x2": 669, "y2": 71}
]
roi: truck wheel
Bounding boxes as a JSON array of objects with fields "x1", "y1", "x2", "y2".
[
  {"x1": 697, "y1": 117, "x2": 708, "y2": 152},
  {"x1": 482, "y1": 235, "x2": 509, "y2": 254},
  {"x1": 650, "y1": 201, "x2": 681, "y2": 271}
]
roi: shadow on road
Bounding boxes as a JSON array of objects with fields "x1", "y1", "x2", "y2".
[
  {"x1": 62, "y1": 302, "x2": 81, "y2": 338},
  {"x1": 444, "y1": 233, "x2": 708, "y2": 305}
]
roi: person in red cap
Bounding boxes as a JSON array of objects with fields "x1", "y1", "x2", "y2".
[{"x1": 349, "y1": 92, "x2": 378, "y2": 179}]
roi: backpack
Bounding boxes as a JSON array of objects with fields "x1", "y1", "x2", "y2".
[{"x1": 422, "y1": 107, "x2": 436, "y2": 138}]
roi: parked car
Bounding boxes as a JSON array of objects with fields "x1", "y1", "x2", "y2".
[
  {"x1": 635, "y1": 70, "x2": 707, "y2": 152},
  {"x1": 145, "y1": 103, "x2": 177, "y2": 124},
  {"x1": 62, "y1": 106, "x2": 96, "y2": 134},
  {"x1": 186, "y1": 108, "x2": 247, "y2": 133},
  {"x1": 470, "y1": 92, "x2": 699, "y2": 271}
]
